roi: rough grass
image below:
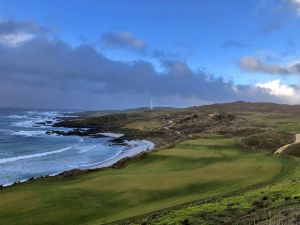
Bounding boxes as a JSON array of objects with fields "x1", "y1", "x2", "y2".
[
  {"x1": 237, "y1": 112, "x2": 300, "y2": 132},
  {"x1": 0, "y1": 136, "x2": 282, "y2": 225},
  {"x1": 283, "y1": 142, "x2": 300, "y2": 157},
  {"x1": 125, "y1": 120, "x2": 163, "y2": 130},
  {"x1": 239, "y1": 131, "x2": 295, "y2": 152}
]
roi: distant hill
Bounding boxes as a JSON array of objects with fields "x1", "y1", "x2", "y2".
[
  {"x1": 75, "y1": 106, "x2": 176, "y2": 117},
  {"x1": 190, "y1": 101, "x2": 300, "y2": 113}
]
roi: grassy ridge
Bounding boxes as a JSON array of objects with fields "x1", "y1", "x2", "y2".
[
  {"x1": 236, "y1": 112, "x2": 300, "y2": 132},
  {"x1": 0, "y1": 136, "x2": 282, "y2": 225}
]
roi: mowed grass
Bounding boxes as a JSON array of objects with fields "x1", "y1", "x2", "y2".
[
  {"x1": 0, "y1": 136, "x2": 282, "y2": 225},
  {"x1": 146, "y1": 156, "x2": 300, "y2": 225}
]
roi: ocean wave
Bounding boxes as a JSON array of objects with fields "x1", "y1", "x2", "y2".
[
  {"x1": 25, "y1": 111, "x2": 59, "y2": 116},
  {"x1": 97, "y1": 132, "x2": 124, "y2": 138},
  {"x1": 0, "y1": 146, "x2": 73, "y2": 165},
  {"x1": 11, "y1": 120, "x2": 38, "y2": 128},
  {"x1": 9, "y1": 111, "x2": 62, "y2": 128},
  {"x1": 79, "y1": 140, "x2": 155, "y2": 169},
  {"x1": 11, "y1": 117, "x2": 56, "y2": 128},
  {"x1": 0, "y1": 129, "x2": 11, "y2": 134},
  {"x1": 10, "y1": 130, "x2": 46, "y2": 137},
  {"x1": 79, "y1": 149, "x2": 123, "y2": 167},
  {"x1": 8, "y1": 115, "x2": 28, "y2": 119},
  {"x1": 8, "y1": 111, "x2": 77, "y2": 130},
  {"x1": 125, "y1": 140, "x2": 155, "y2": 151},
  {"x1": 77, "y1": 145, "x2": 97, "y2": 153}
]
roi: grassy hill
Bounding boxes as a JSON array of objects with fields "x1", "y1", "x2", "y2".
[
  {"x1": 191, "y1": 101, "x2": 300, "y2": 114},
  {"x1": 0, "y1": 136, "x2": 282, "y2": 225}
]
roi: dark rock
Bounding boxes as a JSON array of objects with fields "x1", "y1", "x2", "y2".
[
  {"x1": 285, "y1": 196, "x2": 292, "y2": 201},
  {"x1": 35, "y1": 122, "x2": 47, "y2": 125},
  {"x1": 58, "y1": 169, "x2": 84, "y2": 177},
  {"x1": 109, "y1": 137, "x2": 126, "y2": 145},
  {"x1": 182, "y1": 219, "x2": 190, "y2": 225},
  {"x1": 46, "y1": 128, "x2": 105, "y2": 137}
]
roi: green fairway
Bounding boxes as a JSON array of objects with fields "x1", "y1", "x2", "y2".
[
  {"x1": 141, "y1": 156, "x2": 300, "y2": 225},
  {"x1": 0, "y1": 136, "x2": 282, "y2": 225}
]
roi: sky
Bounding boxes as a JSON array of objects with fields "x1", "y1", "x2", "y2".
[{"x1": 0, "y1": 0, "x2": 300, "y2": 110}]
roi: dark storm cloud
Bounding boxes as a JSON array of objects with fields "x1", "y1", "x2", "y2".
[
  {"x1": 239, "y1": 55, "x2": 300, "y2": 75},
  {"x1": 0, "y1": 35, "x2": 278, "y2": 109},
  {"x1": 0, "y1": 20, "x2": 282, "y2": 109},
  {"x1": 100, "y1": 31, "x2": 147, "y2": 52},
  {"x1": 0, "y1": 19, "x2": 46, "y2": 35}
]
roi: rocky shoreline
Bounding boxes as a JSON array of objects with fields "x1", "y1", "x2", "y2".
[
  {"x1": 0, "y1": 136, "x2": 155, "y2": 189},
  {"x1": 0, "y1": 118, "x2": 159, "y2": 189},
  {"x1": 2, "y1": 109, "x2": 295, "y2": 189}
]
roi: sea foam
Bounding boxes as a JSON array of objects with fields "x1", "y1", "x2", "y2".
[{"x1": 0, "y1": 146, "x2": 73, "y2": 164}]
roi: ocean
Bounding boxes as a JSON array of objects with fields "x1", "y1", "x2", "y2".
[{"x1": 0, "y1": 109, "x2": 154, "y2": 186}]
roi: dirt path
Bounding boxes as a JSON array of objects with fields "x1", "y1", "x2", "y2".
[{"x1": 274, "y1": 133, "x2": 300, "y2": 154}]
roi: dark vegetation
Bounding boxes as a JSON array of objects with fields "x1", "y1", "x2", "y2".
[
  {"x1": 284, "y1": 143, "x2": 300, "y2": 157},
  {"x1": 240, "y1": 131, "x2": 295, "y2": 152}
]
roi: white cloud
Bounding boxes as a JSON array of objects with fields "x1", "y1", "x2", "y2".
[
  {"x1": 0, "y1": 19, "x2": 45, "y2": 47},
  {"x1": 256, "y1": 79, "x2": 294, "y2": 97},
  {"x1": 256, "y1": 79, "x2": 299, "y2": 103},
  {"x1": 0, "y1": 32, "x2": 34, "y2": 47},
  {"x1": 290, "y1": 0, "x2": 300, "y2": 15}
]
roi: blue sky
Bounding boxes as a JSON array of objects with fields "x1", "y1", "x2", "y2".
[{"x1": 0, "y1": 0, "x2": 300, "y2": 109}]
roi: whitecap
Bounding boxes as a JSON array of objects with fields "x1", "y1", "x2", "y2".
[
  {"x1": 11, "y1": 130, "x2": 46, "y2": 137},
  {"x1": 0, "y1": 146, "x2": 73, "y2": 164},
  {"x1": 79, "y1": 149, "x2": 123, "y2": 167},
  {"x1": 11, "y1": 120, "x2": 37, "y2": 128},
  {"x1": 125, "y1": 140, "x2": 155, "y2": 151},
  {"x1": 80, "y1": 140, "x2": 155, "y2": 169},
  {"x1": 97, "y1": 132, "x2": 124, "y2": 138},
  {"x1": 8, "y1": 115, "x2": 28, "y2": 119},
  {"x1": 77, "y1": 145, "x2": 97, "y2": 153}
]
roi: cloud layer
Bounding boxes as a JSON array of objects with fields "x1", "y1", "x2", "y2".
[
  {"x1": 101, "y1": 31, "x2": 147, "y2": 52},
  {"x1": 0, "y1": 19, "x2": 297, "y2": 109},
  {"x1": 0, "y1": 20, "x2": 45, "y2": 47},
  {"x1": 0, "y1": 37, "x2": 283, "y2": 109},
  {"x1": 239, "y1": 55, "x2": 300, "y2": 75}
]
